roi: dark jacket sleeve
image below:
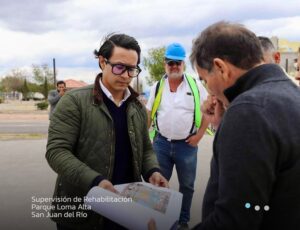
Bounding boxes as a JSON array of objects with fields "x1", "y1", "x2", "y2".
[
  {"x1": 198, "y1": 103, "x2": 277, "y2": 230},
  {"x1": 46, "y1": 93, "x2": 101, "y2": 194}
]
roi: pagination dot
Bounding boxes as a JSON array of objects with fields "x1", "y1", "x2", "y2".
[
  {"x1": 254, "y1": 205, "x2": 260, "y2": 211},
  {"x1": 264, "y1": 205, "x2": 270, "y2": 211},
  {"x1": 245, "y1": 203, "x2": 251, "y2": 209}
]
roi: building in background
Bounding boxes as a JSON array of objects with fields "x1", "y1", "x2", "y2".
[
  {"x1": 271, "y1": 36, "x2": 300, "y2": 75},
  {"x1": 64, "y1": 79, "x2": 88, "y2": 90}
]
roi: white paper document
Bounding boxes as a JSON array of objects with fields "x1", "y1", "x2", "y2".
[{"x1": 85, "y1": 182, "x2": 182, "y2": 230}]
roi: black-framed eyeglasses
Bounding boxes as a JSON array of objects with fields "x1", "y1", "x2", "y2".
[
  {"x1": 165, "y1": 59, "x2": 183, "y2": 67},
  {"x1": 105, "y1": 59, "x2": 141, "y2": 78}
]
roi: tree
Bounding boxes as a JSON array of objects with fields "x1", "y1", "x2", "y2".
[
  {"x1": 143, "y1": 46, "x2": 166, "y2": 85},
  {"x1": 42, "y1": 77, "x2": 49, "y2": 99},
  {"x1": 32, "y1": 64, "x2": 55, "y2": 97},
  {"x1": 32, "y1": 64, "x2": 54, "y2": 86},
  {"x1": 20, "y1": 78, "x2": 29, "y2": 100},
  {"x1": 27, "y1": 81, "x2": 41, "y2": 93},
  {"x1": 0, "y1": 76, "x2": 23, "y2": 92},
  {"x1": 0, "y1": 68, "x2": 28, "y2": 92},
  {"x1": 132, "y1": 77, "x2": 143, "y2": 93}
]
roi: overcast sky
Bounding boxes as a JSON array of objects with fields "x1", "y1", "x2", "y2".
[{"x1": 0, "y1": 0, "x2": 300, "y2": 84}]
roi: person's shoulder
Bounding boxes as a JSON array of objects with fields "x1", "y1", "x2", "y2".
[
  {"x1": 185, "y1": 74, "x2": 207, "y2": 94},
  {"x1": 130, "y1": 97, "x2": 144, "y2": 108},
  {"x1": 49, "y1": 89, "x2": 58, "y2": 94},
  {"x1": 129, "y1": 98, "x2": 147, "y2": 115},
  {"x1": 230, "y1": 90, "x2": 264, "y2": 108},
  {"x1": 147, "y1": 81, "x2": 160, "y2": 96},
  {"x1": 151, "y1": 80, "x2": 160, "y2": 88},
  {"x1": 185, "y1": 73, "x2": 200, "y2": 85},
  {"x1": 61, "y1": 85, "x2": 94, "y2": 105},
  {"x1": 66, "y1": 84, "x2": 94, "y2": 96}
]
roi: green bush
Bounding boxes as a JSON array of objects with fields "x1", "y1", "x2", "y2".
[{"x1": 35, "y1": 101, "x2": 49, "y2": 110}]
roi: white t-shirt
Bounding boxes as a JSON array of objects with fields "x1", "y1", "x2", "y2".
[{"x1": 146, "y1": 74, "x2": 208, "y2": 140}]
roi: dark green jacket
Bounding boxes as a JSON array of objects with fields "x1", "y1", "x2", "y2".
[{"x1": 46, "y1": 74, "x2": 159, "y2": 229}]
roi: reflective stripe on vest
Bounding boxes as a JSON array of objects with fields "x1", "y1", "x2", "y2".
[
  {"x1": 151, "y1": 76, "x2": 165, "y2": 121},
  {"x1": 185, "y1": 73, "x2": 201, "y2": 128}
]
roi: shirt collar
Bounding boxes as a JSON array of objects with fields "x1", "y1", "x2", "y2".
[
  {"x1": 99, "y1": 78, "x2": 131, "y2": 106},
  {"x1": 224, "y1": 64, "x2": 288, "y2": 103},
  {"x1": 165, "y1": 73, "x2": 187, "y2": 85}
]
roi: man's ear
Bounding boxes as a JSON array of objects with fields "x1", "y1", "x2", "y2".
[
  {"x1": 274, "y1": 52, "x2": 281, "y2": 64},
  {"x1": 99, "y1": 56, "x2": 106, "y2": 70},
  {"x1": 213, "y1": 58, "x2": 230, "y2": 81}
]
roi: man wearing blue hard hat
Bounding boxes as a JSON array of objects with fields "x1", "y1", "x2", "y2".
[{"x1": 146, "y1": 43, "x2": 209, "y2": 230}]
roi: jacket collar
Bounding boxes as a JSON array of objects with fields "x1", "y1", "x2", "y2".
[
  {"x1": 224, "y1": 64, "x2": 289, "y2": 103},
  {"x1": 92, "y1": 73, "x2": 139, "y2": 105}
]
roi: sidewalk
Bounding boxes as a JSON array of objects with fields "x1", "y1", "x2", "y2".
[
  {"x1": 0, "y1": 100, "x2": 49, "y2": 140},
  {"x1": 0, "y1": 100, "x2": 49, "y2": 121},
  {"x1": 0, "y1": 113, "x2": 48, "y2": 121}
]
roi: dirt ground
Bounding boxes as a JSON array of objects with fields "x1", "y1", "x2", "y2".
[
  {"x1": 0, "y1": 100, "x2": 49, "y2": 121},
  {"x1": 0, "y1": 113, "x2": 48, "y2": 120}
]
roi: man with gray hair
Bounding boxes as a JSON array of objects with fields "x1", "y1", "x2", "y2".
[
  {"x1": 190, "y1": 22, "x2": 300, "y2": 230},
  {"x1": 258, "y1": 36, "x2": 298, "y2": 85},
  {"x1": 147, "y1": 42, "x2": 209, "y2": 230},
  {"x1": 258, "y1": 36, "x2": 281, "y2": 64}
]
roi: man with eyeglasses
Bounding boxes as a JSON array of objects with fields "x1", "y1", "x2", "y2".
[
  {"x1": 146, "y1": 43, "x2": 209, "y2": 230},
  {"x1": 46, "y1": 33, "x2": 168, "y2": 230}
]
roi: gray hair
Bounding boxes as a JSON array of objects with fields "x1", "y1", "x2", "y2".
[{"x1": 258, "y1": 36, "x2": 276, "y2": 53}]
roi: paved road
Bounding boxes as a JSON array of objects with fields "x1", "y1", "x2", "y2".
[
  {"x1": 0, "y1": 135, "x2": 213, "y2": 229},
  {"x1": 0, "y1": 120, "x2": 49, "y2": 134},
  {"x1": 0, "y1": 139, "x2": 56, "y2": 230}
]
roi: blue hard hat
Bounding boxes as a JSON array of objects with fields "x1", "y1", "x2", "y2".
[{"x1": 165, "y1": 43, "x2": 186, "y2": 61}]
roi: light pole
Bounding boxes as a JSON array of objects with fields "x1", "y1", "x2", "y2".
[{"x1": 53, "y1": 58, "x2": 56, "y2": 86}]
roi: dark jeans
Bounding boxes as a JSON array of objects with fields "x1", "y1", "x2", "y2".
[{"x1": 153, "y1": 134, "x2": 198, "y2": 223}]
